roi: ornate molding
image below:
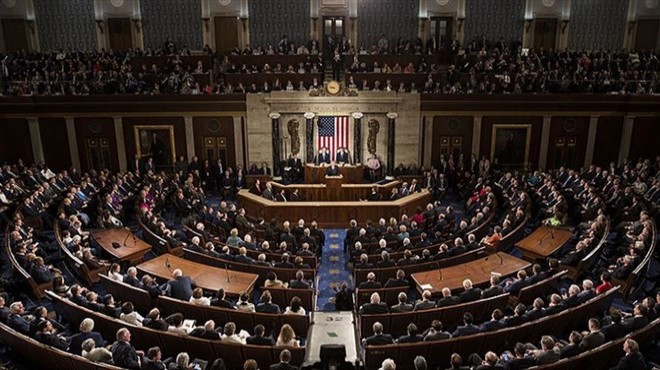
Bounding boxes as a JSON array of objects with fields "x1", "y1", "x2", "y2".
[
  {"x1": 268, "y1": 112, "x2": 281, "y2": 119},
  {"x1": 303, "y1": 112, "x2": 316, "y2": 119},
  {"x1": 352, "y1": 112, "x2": 364, "y2": 119},
  {"x1": 386, "y1": 112, "x2": 399, "y2": 119}
]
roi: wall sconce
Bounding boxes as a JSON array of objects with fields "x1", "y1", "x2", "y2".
[
  {"x1": 131, "y1": 19, "x2": 141, "y2": 33},
  {"x1": 202, "y1": 17, "x2": 210, "y2": 32},
  {"x1": 457, "y1": 17, "x2": 465, "y2": 32},
  {"x1": 561, "y1": 20, "x2": 569, "y2": 34},
  {"x1": 95, "y1": 20, "x2": 105, "y2": 34},
  {"x1": 524, "y1": 19, "x2": 533, "y2": 33},
  {"x1": 26, "y1": 19, "x2": 35, "y2": 35},
  {"x1": 628, "y1": 20, "x2": 637, "y2": 34}
]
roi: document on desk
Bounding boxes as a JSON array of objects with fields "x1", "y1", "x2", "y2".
[{"x1": 420, "y1": 283, "x2": 433, "y2": 291}]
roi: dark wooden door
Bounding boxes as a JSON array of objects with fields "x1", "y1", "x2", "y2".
[
  {"x1": 214, "y1": 16, "x2": 238, "y2": 53},
  {"x1": 107, "y1": 18, "x2": 133, "y2": 50},
  {"x1": 635, "y1": 19, "x2": 659, "y2": 51},
  {"x1": 1, "y1": 19, "x2": 28, "y2": 52},
  {"x1": 533, "y1": 18, "x2": 557, "y2": 50},
  {"x1": 322, "y1": 16, "x2": 345, "y2": 52},
  {"x1": 431, "y1": 17, "x2": 453, "y2": 50}
]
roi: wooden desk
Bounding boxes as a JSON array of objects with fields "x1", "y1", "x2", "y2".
[
  {"x1": 411, "y1": 253, "x2": 530, "y2": 296},
  {"x1": 515, "y1": 226, "x2": 573, "y2": 261},
  {"x1": 270, "y1": 180, "x2": 399, "y2": 202},
  {"x1": 238, "y1": 189, "x2": 431, "y2": 228},
  {"x1": 91, "y1": 228, "x2": 152, "y2": 265},
  {"x1": 304, "y1": 164, "x2": 363, "y2": 184},
  {"x1": 137, "y1": 254, "x2": 258, "y2": 298}
]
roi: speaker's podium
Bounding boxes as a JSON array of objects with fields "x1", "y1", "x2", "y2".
[{"x1": 325, "y1": 174, "x2": 343, "y2": 201}]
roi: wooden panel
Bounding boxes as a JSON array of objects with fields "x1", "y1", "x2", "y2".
[
  {"x1": 635, "y1": 19, "x2": 659, "y2": 51},
  {"x1": 592, "y1": 116, "x2": 623, "y2": 167},
  {"x1": 1, "y1": 19, "x2": 28, "y2": 52},
  {"x1": 38, "y1": 118, "x2": 71, "y2": 171},
  {"x1": 73, "y1": 117, "x2": 118, "y2": 171},
  {"x1": 629, "y1": 117, "x2": 660, "y2": 161},
  {"x1": 214, "y1": 16, "x2": 238, "y2": 53},
  {"x1": 0, "y1": 118, "x2": 32, "y2": 164},
  {"x1": 480, "y1": 116, "x2": 543, "y2": 168},
  {"x1": 431, "y1": 116, "x2": 473, "y2": 165},
  {"x1": 122, "y1": 117, "x2": 186, "y2": 169},
  {"x1": 547, "y1": 116, "x2": 589, "y2": 169},
  {"x1": 192, "y1": 116, "x2": 235, "y2": 167},
  {"x1": 533, "y1": 18, "x2": 557, "y2": 50},
  {"x1": 107, "y1": 18, "x2": 133, "y2": 50}
]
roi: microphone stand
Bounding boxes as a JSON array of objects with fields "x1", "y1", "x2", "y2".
[
  {"x1": 436, "y1": 262, "x2": 443, "y2": 281},
  {"x1": 225, "y1": 262, "x2": 231, "y2": 283},
  {"x1": 122, "y1": 231, "x2": 131, "y2": 247}
]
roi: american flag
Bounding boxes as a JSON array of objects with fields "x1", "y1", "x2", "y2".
[{"x1": 317, "y1": 116, "x2": 349, "y2": 160}]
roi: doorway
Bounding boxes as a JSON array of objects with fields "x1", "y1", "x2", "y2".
[
  {"x1": 214, "y1": 16, "x2": 239, "y2": 53},
  {"x1": 635, "y1": 19, "x2": 659, "y2": 51},
  {"x1": 322, "y1": 16, "x2": 345, "y2": 53},
  {"x1": 430, "y1": 17, "x2": 453, "y2": 50},
  {"x1": 202, "y1": 136, "x2": 228, "y2": 167},
  {"x1": 1, "y1": 19, "x2": 28, "y2": 52},
  {"x1": 533, "y1": 18, "x2": 557, "y2": 50},
  {"x1": 107, "y1": 18, "x2": 133, "y2": 50}
]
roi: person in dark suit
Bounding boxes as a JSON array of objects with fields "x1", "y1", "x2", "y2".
[
  {"x1": 611, "y1": 338, "x2": 646, "y2": 370},
  {"x1": 142, "y1": 309, "x2": 169, "y2": 331},
  {"x1": 68, "y1": 318, "x2": 105, "y2": 355},
  {"x1": 601, "y1": 311, "x2": 629, "y2": 341},
  {"x1": 270, "y1": 349, "x2": 298, "y2": 370},
  {"x1": 384, "y1": 269, "x2": 410, "y2": 288},
  {"x1": 289, "y1": 270, "x2": 311, "y2": 289},
  {"x1": 7, "y1": 302, "x2": 31, "y2": 335},
  {"x1": 524, "y1": 298, "x2": 547, "y2": 321},
  {"x1": 452, "y1": 312, "x2": 481, "y2": 337},
  {"x1": 413, "y1": 290, "x2": 436, "y2": 311},
  {"x1": 167, "y1": 269, "x2": 196, "y2": 301},
  {"x1": 142, "y1": 347, "x2": 166, "y2": 370},
  {"x1": 189, "y1": 320, "x2": 221, "y2": 340},
  {"x1": 390, "y1": 292, "x2": 413, "y2": 313},
  {"x1": 246, "y1": 324, "x2": 274, "y2": 345},
  {"x1": 362, "y1": 322, "x2": 394, "y2": 346},
  {"x1": 336, "y1": 147, "x2": 350, "y2": 164},
  {"x1": 358, "y1": 272, "x2": 382, "y2": 289},
  {"x1": 558, "y1": 331, "x2": 583, "y2": 359},
  {"x1": 255, "y1": 290, "x2": 281, "y2": 314},
  {"x1": 376, "y1": 251, "x2": 396, "y2": 268},
  {"x1": 397, "y1": 323, "x2": 424, "y2": 343},
  {"x1": 326, "y1": 161, "x2": 341, "y2": 176},
  {"x1": 622, "y1": 304, "x2": 649, "y2": 332},
  {"x1": 359, "y1": 292, "x2": 389, "y2": 314},
  {"x1": 578, "y1": 318, "x2": 605, "y2": 351},
  {"x1": 503, "y1": 304, "x2": 528, "y2": 327},
  {"x1": 423, "y1": 320, "x2": 452, "y2": 341},
  {"x1": 479, "y1": 309, "x2": 505, "y2": 332},
  {"x1": 367, "y1": 187, "x2": 382, "y2": 201},
  {"x1": 35, "y1": 320, "x2": 68, "y2": 350},
  {"x1": 210, "y1": 288, "x2": 235, "y2": 309},
  {"x1": 111, "y1": 328, "x2": 143, "y2": 370},
  {"x1": 459, "y1": 279, "x2": 482, "y2": 303},
  {"x1": 436, "y1": 288, "x2": 461, "y2": 307},
  {"x1": 481, "y1": 276, "x2": 504, "y2": 298},
  {"x1": 262, "y1": 182, "x2": 275, "y2": 200},
  {"x1": 290, "y1": 189, "x2": 303, "y2": 201},
  {"x1": 532, "y1": 336, "x2": 560, "y2": 365},
  {"x1": 503, "y1": 270, "x2": 529, "y2": 294},
  {"x1": 123, "y1": 267, "x2": 143, "y2": 289},
  {"x1": 317, "y1": 148, "x2": 331, "y2": 165}
]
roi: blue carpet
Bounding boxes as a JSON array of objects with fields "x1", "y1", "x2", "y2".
[{"x1": 315, "y1": 229, "x2": 352, "y2": 311}]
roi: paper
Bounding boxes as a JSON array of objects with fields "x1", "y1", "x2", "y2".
[{"x1": 420, "y1": 284, "x2": 433, "y2": 290}]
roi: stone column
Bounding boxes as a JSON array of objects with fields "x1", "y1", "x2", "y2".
[
  {"x1": 386, "y1": 112, "x2": 398, "y2": 176},
  {"x1": 113, "y1": 116, "x2": 127, "y2": 172},
  {"x1": 304, "y1": 112, "x2": 316, "y2": 163},
  {"x1": 233, "y1": 116, "x2": 244, "y2": 166},
  {"x1": 352, "y1": 112, "x2": 364, "y2": 164},
  {"x1": 27, "y1": 117, "x2": 44, "y2": 164},
  {"x1": 472, "y1": 115, "x2": 482, "y2": 157},
  {"x1": 184, "y1": 116, "x2": 195, "y2": 160},
  {"x1": 584, "y1": 115, "x2": 599, "y2": 168},
  {"x1": 65, "y1": 117, "x2": 81, "y2": 170},
  {"x1": 538, "y1": 115, "x2": 552, "y2": 170},
  {"x1": 618, "y1": 116, "x2": 635, "y2": 164},
  {"x1": 270, "y1": 113, "x2": 282, "y2": 176}
]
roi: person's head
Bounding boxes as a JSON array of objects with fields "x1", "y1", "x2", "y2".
[
  {"x1": 175, "y1": 352, "x2": 190, "y2": 368},
  {"x1": 278, "y1": 324, "x2": 295, "y2": 342},
  {"x1": 413, "y1": 356, "x2": 427, "y2": 370},
  {"x1": 381, "y1": 359, "x2": 396, "y2": 370},
  {"x1": 397, "y1": 292, "x2": 407, "y2": 304},
  {"x1": 624, "y1": 338, "x2": 639, "y2": 354},
  {"x1": 81, "y1": 338, "x2": 96, "y2": 353},
  {"x1": 279, "y1": 349, "x2": 292, "y2": 363},
  {"x1": 462, "y1": 312, "x2": 473, "y2": 325},
  {"x1": 370, "y1": 292, "x2": 381, "y2": 304},
  {"x1": 289, "y1": 296, "x2": 302, "y2": 312},
  {"x1": 540, "y1": 335, "x2": 555, "y2": 350},
  {"x1": 121, "y1": 301, "x2": 135, "y2": 315},
  {"x1": 407, "y1": 323, "x2": 418, "y2": 336},
  {"x1": 450, "y1": 353, "x2": 462, "y2": 368},
  {"x1": 116, "y1": 327, "x2": 131, "y2": 342},
  {"x1": 373, "y1": 321, "x2": 384, "y2": 334},
  {"x1": 462, "y1": 279, "x2": 473, "y2": 290},
  {"x1": 146, "y1": 346, "x2": 162, "y2": 361},
  {"x1": 569, "y1": 331, "x2": 582, "y2": 344},
  {"x1": 192, "y1": 287, "x2": 204, "y2": 299},
  {"x1": 79, "y1": 318, "x2": 95, "y2": 333},
  {"x1": 223, "y1": 322, "x2": 236, "y2": 336},
  {"x1": 261, "y1": 290, "x2": 272, "y2": 303},
  {"x1": 243, "y1": 359, "x2": 258, "y2": 370}
]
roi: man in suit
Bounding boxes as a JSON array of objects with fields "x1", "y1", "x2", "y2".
[
  {"x1": 376, "y1": 251, "x2": 396, "y2": 268},
  {"x1": 423, "y1": 320, "x2": 452, "y2": 341},
  {"x1": 358, "y1": 272, "x2": 382, "y2": 289},
  {"x1": 359, "y1": 292, "x2": 389, "y2": 314},
  {"x1": 68, "y1": 318, "x2": 105, "y2": 355},
  {"x1": 481, "y1": 276, "x2": 504, "y2": 298},
  {"x1": 532, "y1": 336, "x2": 560, "y2": 365},
  {"x1": 7, "y1": 302, "x2": 31, "y2": 335},
  {"x1": 362, "y1": 322, "x2": 394, "y2": 346},
  {"x1": 452, "y1": 312, "x2": 481, "y2": 337},
  {"x1": 384, "y1": 269, "x2": 409, "y2": 288},
  {"x1": 390, "y1": 292, "x2": 413, "y2": 312},
  {"x1": 290, "y1": 188, "x2": 303, "y2": 201},
  {"x1": 167, "y1": 269, "x2": 196, "y2": 301},
  {"x1": 289, "y1": 270, "x2": 311, "y2": 289},
  {"x1": 504, "y1": 270, "x2": 529, "y2": 295},
  {"x1": 479, "y1": 309, "x2": 505, "y2": 332},
  {"x1": 326, "y1": 161, "x2": 341, "y2": 176},
  {"x1": 255, "y1": 290, "x2": 281, "y2": 314},
  {"x1": 211, "y1": 288, "x2": 234, "y2": 309},
  {"x1": 622, "y1": 304, "x2": 649, "y2": 331},
  {"x1": 262, "y1": 182, "x2": 275, "y2": 200},
  {"x1": 413, "y1": 290, "x2": 436, "y2": 311},
  {"x1": 612, "y1": 338, "x2": 646, "y2": 370},
  {"x1": 275, "y1": 189, "x2": 288, "y2": 202},
  {"x1": 317, "y1": 148, "x2": 331, "y2": 165},
  {"x1": 35, "y1": 320, "x2": 68, "y2": 350},
  {"x1": 336, "y1": 147, "x2": 350, "y2": 164},
  {"x1": 397, "y1": 323, "x2": 424, "y2": 343},
  {"x1": 142, "y1": 308, "x2": 169, "y2": 331},
  {"x1": 247, "y1": 324, "x2": 274, "y2": 345},
  {"x1": 189, "y1": 320, "x2": 221, "y2": 340},
  {"x1": 270, "y1": 349, "x2": 298, "y2": 370},
  {"x1": 234, "y1": 247, "x2": 254, "y2": 265},
  {"x1": 459, "y1": 279, "x2": 482, "y2": 303},
  {"x1": 111, "y1": 328, "x2": 143, "y2": 369},
  {"x1": 436, "y1": 287, "x2": 461, "y2": 307}
]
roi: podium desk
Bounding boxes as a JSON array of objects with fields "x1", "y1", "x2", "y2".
[
  {"x1": 411, "y1": 253, "x2": 530, "y2": 296},
  {"x1": 137, "y1": 254, "x2": 258, "y2": 298},
  {"x1": 270, "y1": 180, "x2": 401, "y2": 202},
  {"x1": 91, "y1": 228, "x2": 152, "y2": 265},
  {"x1": 515, "y1": 226, "x2": 573, "y2": 261},
  {"x1": 304, "y1": 164, "x2": 363, "y2": 184}
]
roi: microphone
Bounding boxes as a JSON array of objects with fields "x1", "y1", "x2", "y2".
[
  {"x1": 224, "y1": 262, "x2": 231, "y2": 283},
  {"x1": 165, "y1": 257, "x2": 172, "y2": 271},
  {"x1": 122, "y1": 231, "x2": 131, "y2": 247},
  {"x1": 497, "y1": 252, "x2": 504, "y2": 265},
  {"x1": 436, "y1": 262, "x2": 443, "y2": 281}
]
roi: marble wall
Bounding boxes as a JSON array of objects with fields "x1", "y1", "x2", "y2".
[{"x1": 245, "y1": 91, "x2": 421, "y2": 172}]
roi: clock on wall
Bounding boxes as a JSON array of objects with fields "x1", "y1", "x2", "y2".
[{"x1": 326, "y1": 80, "x2": 341, "y2": 95}]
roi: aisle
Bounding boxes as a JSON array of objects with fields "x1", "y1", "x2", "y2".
[{"x1": 315, "y1": 228, "x2": 352, "y2": 311}]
